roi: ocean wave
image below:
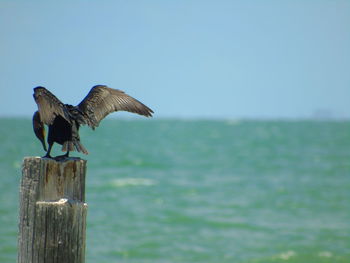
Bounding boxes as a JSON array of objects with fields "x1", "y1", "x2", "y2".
[
  {"x1": 318, "y1": 251, "x2": 333, "y2": 258},
  {"x1": 276, "y1": 250, "x2": 296, "y2": 260},
  {"x1": 110, "y1": 178, "x2": 157, "y2": 187}
]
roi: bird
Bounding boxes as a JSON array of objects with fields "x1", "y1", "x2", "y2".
[{"x1": 32, "y1": 85, "x2": 153, "y2": 159}]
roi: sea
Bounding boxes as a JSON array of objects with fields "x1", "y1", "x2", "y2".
[{"x1": 0, "y1": 118, "x2": 349, "y2": 263}]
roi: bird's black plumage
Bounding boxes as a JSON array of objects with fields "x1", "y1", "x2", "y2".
[{"x1": 33, "y1": 85, "x2": 153, "y2": 159}]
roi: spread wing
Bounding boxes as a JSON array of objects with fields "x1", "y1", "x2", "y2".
[
  {"x1": 33, "y1": 87, "x2": 71, "y2": 125},
  {"x1": 78, "y1": 85, "x2": 153, "y2": 129}
]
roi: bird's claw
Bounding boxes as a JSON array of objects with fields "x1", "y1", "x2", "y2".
[{"x1": 53, "y1": 153, "x2": 69, "y2": 161}]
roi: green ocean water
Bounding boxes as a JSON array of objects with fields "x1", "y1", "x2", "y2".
[{"x1": 0, "y1": 118, "x2": 349, "y2": 263}]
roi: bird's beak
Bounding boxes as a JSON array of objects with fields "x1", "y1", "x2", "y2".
[{"x1": 33, "y1": 111, "x2": 47, "y2": 151}]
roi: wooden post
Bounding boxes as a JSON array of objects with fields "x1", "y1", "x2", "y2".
[{"x1": 18, "y1": 157, "x2": 88, "y2": 263}]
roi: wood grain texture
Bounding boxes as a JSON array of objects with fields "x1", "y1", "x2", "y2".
[{"x1": 18, "y1": 157, "x2": 87, "y2": 263}]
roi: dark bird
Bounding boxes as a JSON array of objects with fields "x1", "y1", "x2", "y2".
[{"x1": 33, "y1": 85, "x2": 153, "y2": 159}]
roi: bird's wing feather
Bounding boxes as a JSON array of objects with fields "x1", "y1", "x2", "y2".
[
  {"x1": 33, "y1": 87, "x2": 71, "y2": 125},
  {"x1": 78, "y1": 85, "x2": 153, "y2": 129}
]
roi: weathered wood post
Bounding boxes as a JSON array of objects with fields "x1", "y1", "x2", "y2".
[{"x1": 18, "y1": 157, "x2": 88, "y2": 263}]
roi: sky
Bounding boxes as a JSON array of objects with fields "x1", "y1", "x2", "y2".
[{"x1": 0, "y1": 0, "x2": 349, "y2": 119}]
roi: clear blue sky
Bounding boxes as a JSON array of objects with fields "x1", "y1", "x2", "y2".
[{"x1": 0, "y1": 0, "x2": 349, "y2": 119}]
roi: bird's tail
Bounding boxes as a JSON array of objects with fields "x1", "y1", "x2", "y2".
[{"x1": 62, "y1": 140, "x2": 89, "y2": 155}]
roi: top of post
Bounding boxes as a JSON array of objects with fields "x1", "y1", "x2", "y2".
[
  {"x1": 23, "y1": 156, "x2": 86, "y2": 163},
  {"x1": 22, "y1": 156, "x2": 87, "y2": 202}
]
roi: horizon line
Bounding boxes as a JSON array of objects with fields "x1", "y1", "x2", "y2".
[{"x1": 0, "y1": 115, "x2": 349, "y2": 122}]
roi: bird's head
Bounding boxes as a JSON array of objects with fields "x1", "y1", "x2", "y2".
[{"x1": 32, "y1": 111, "x2": 47, "y2": 151}]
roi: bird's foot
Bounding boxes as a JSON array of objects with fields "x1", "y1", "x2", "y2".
[
  {"x1": 54, "y1": 152, "x2": 70, "y2": 161},
  {"x1": 54, "y1": 154, "x2": 68, "y2": 161},
  {"x1": 42, "y1": 154, "x2": 53, "y2": 159}
]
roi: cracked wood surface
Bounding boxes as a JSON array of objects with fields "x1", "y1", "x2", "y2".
[{"x1": 18, "y1": 157, "x2": 87, "y2": 263}]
